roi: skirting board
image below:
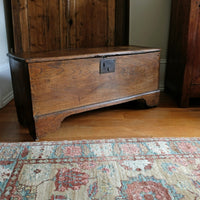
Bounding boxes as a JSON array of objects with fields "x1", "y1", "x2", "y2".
[
  {"x1": 0, "y1": 91, "x2": 13, "y2": 109},
  {"x1": 159, "y1": 59, "x2": 167, "y2": 92},
  {"x1": 0, "y1": 63, "x2": 14, "y2": 109}
]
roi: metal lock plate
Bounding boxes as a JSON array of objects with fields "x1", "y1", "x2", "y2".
[{"x1": 99, "y1": 59, "x2": 115, "y2": 74}]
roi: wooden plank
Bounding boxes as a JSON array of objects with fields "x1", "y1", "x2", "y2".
[
  {"x1": 74, "y1": 0, "x2": 110, "y2": 47},
  {"x1": 115, "y1": 0, "x2": 130, "y2": 45},
  {"x1": 108, "y1": 0, "x2": 116, "y2": 46},
  {"x1": 59, "y1": 0, "x2": 69, "y2": 49},
  {"x1": 11, "y1": 0, "x2": 30, "y2": 53},
  {"x1": 28, "y1": 0, "x2": 46, "y2": 52},
  {"x1": 9, "y1": 46, "x2": 160, "y2": 63},
  {"x1": 27, "y1": 0, "x2": 61, "y2": 52},
  {"x1": 68, "y1": 0, "x2": 77, "y2": 48},
  {"x1": 46, "y1": 0, "x2": 61, "y2": 51}
]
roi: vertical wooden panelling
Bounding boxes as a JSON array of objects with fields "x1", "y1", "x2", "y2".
[
  {"x1": 28, "y1": 0, "x2": 46, "y2": 52},
  {"x1": 74, "y1": 0, "x2": 112, "y2": 47},
  {"x1": 28, "y1": 0, "x2": 61, "y2": 52},
  {"x1": 115, "y1": 0, "x2": 129, "y2": 46},
  {"x1": 11, "y1": 0, "x2": 30, "y2": 53},
  {"x1": 68, "y1": 0, "x2": 77, "y2": 48},
  {"x1": 59, "y1": 0, "x2": 68, "y2": 49},
  {"x1": 10, "y1": 0, "x2": 129, "y2": 52},
  {"x1": 108, "y1": 0, "x2": 116, "y2": 46},
  {"x1": 46, "y1": 0, "x2": 61, "y2": 51}
]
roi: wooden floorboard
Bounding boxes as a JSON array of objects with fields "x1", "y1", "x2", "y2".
[{"x1": 0, "y1": 93, "x2": 200, "y2": 142}]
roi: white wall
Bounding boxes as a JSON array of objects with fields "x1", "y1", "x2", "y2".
[
  {"x1": 0, "y1": 0, "x2": 13, "y2": 109},
  {"x1": 129, "y1": 0, "x2": 172, "y2": 90}
]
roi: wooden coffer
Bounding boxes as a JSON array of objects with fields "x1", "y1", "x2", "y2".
[{"x1": 9, "y1": 46, "x2": 160, "y2": 140}]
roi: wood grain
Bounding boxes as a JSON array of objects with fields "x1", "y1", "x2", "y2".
[
  {"x1": 75, "y1": 0, "x2": 111, "y2": 47},
  {"x1": 28, "y1": 0, "x2": 61, "y2": 52},
  {"x1": 11, "y1": 0, "x2": 30, "y2": 53},
  {"x1": 34, "y1": 91, "x2": 160, "y2": 138},
  {"x1": 28, "y1": 53, "x2": 160, "y2": 116},
  {"x1": 9, "y1": 0, "x2": 129, "y2": 53},
  {"x1": 165, "y1": 0, "x2": 200, "y2": 107},
  {"x1": 9, "y1": 46, "x2": 160, "y2": 63}
]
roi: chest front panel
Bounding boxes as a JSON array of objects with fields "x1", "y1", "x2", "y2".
[{"x1": 28, "y1": 52, "x2": 160, "y2": 116}]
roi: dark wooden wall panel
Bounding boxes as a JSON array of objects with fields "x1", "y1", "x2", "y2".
[
  {"x1": 11, "y1": 0, "x2": 30, "y2": 53},
  {"x1": 10, "y1": 0, "x2": 129, "y2": 53},
  {"x1": 71, "y1": 0, "x2": 114, "y2": 48},
  {"x1": 28, "y1": 0, "x2": 61, "y2": 52},
  {"x1": 115, "y1": 0, "x2": 129, "y2": 46}
]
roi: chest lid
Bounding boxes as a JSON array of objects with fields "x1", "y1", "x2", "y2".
[{"x1": 8, "y1": 46, "x2": 160, "y2": 63}]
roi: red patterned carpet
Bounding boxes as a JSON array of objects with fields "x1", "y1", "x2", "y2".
[{"x1": 0, "y1": 138, "x2": 200, "y2": 199}]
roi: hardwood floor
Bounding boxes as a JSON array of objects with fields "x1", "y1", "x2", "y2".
[{"x1": 0, "y1": 93, "x2": 200, "y2": 142}]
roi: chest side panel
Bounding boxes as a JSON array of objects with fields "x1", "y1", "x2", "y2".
[{"x1": 28, "y1": 52, "x2": 160, "y2": 116}]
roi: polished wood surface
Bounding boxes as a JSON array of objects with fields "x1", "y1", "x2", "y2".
[
  {"x1": 9, "y1": 0, "x2": 129, "y2": 53},
  {"x1": 29, "y1": 53, "x2": 160, "y2": 116},
  {"x1": 9, "y1": 46, "x2": 159, "y2": 62},
  {"x1": 0, "y1": 93, "x2": 200, "y2": 142},
  {"x1": 165, "y1": 0, "x2": 200, "y2": 107},
  {"x1": 9, "y1": 47, "x2": 160, "y2": 140}
]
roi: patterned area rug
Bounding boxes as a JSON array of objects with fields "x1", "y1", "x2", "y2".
[{"x1": 0, "y1": 138, "x2": 200, "y2": 199}]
